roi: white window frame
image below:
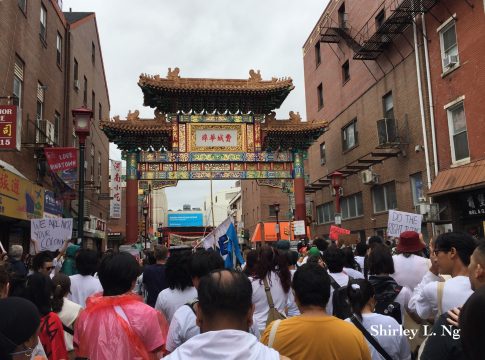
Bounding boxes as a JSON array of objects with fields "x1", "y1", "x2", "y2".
[
  {"x1": 438, "y1": 16, "x2": 459, "y2": 73},
  {"x1": 319, "y1": 142, "x2": 326, "y2": 165},
  {"x1": 316, "y1": 202, "x2": 334, "y2": 224},
  {"x1": 342, "y1": 119, "x2": 357, "y2": 151},
  {"x1": 445, "y1": 99, "x2": 469, "y2": 164},
  {"x1": 410, "y1": 173, "x2": 423, "y2": 206},
  {"x1": 40, "y1": 4, "x2": 47, "y2": 41},
  {"x1": 372, "y1": 182, "x2": 397, "y2": 213},
  {"x1": 56, "y1": 33, "x2": 62, "y2": 66},
  {"x1": 341, "y1": 193, "x2": 363, "y2": 220}
]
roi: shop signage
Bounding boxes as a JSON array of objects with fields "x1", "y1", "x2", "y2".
[
  {"x1": 387, "y1": 210, "x2": 422, "y2": 237},
  {"x1": 463, "y1": 191, "x2": 485, "y2": 217},
  {"x1": 44, "y1": 147, "x2": 78, "y2": 190},
  {"x1": 44, "y1": 190, "x2": 63, "y2": 217},
  {"x1": 293, "y1": 220, "x2": 306, "y2": 235},
  {"x1": 110, "y1": 160, "x2": 122, "y2": 219},
  {"x1": 31, "y1": 218, "x2": 73, "y2": 252},
  {"x1": 0, "y1": 105, "x2": 21, "y2": 151},
  {"x1": 0, "y1": 168, "x2": 43, "y2": 220},
  {"x1": 329, "y1": 225, "x2": 350, "y2": 241}
]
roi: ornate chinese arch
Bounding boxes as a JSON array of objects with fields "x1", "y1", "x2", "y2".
[{"x1": 101, "y1": 69, "x2": 327, "y2": 243}]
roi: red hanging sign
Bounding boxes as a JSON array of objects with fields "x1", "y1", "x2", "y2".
[
  {"x1": 0, "y1": 105, "x2": 18, "y2": 150},
  {"x1": 44, "y1": 147, "x2": 78, "y2": 171}
]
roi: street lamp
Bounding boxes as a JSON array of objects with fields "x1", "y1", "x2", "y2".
[
  {"x1": 273, "y1": 202, "x2": 281, "y2": 241},
  {"x1": 143, "y1": 203, "x2": 149, "y2": 249},
  {"x1": 72, "y1": 107, "x2": 92, "y2": 246},
  {"x1": 330, "y1": 171, "x2": 344, "y2": 226}
]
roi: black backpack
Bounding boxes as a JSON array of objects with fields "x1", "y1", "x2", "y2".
[
  {"x1": 329, "y1": 275, "x2": 353, "y2": 320},
  {"x1": 374, "y1": 285, "x2": 403, "y2": 324}
]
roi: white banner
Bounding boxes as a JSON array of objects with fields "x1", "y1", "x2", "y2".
[
  {"x1": 31, "y1": 218, "x2": 73, "y2": 252},
  {"x1": 387, "y1": 210, "x2": 422, "y2": 237},
  {"x1": 110, "y1": 160, "x2": 122, "y2": 219}
]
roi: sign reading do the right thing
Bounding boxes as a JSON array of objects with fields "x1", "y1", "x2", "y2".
[{"x1": 387, "y1": 210, "x2": 422, "y2": 237}]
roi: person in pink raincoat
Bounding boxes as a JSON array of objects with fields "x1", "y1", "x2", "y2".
[{"x1": 74, "y1": 252, "x2": 168, "y2": 360}]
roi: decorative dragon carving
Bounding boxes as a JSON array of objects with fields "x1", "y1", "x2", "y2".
[
  {"x1": 154, "y1": 109, "x2": 167, "y2": 121},
  {"x1": 167, "y1": 67, "x2": 180, "y2": 80},
  {"x1": 289, "y1": 111, "x2": 302, "y2": 122},
  {"x1": 127, "y1": 110, "x2": 140, "y2": 121},
  {"x1": 112, "y1": 115, "x2": 120, "y2": 122},
  {"x1": 265, "y1": 111, "x2": 277, "y2": 122},
  {"x1": 249, "y1": 69, "x2": 262, "y2": 82}
]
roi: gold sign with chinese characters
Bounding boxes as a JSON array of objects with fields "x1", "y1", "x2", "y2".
[{"x1": 188, "y1": 124, "x2": 245, "y2": 152}]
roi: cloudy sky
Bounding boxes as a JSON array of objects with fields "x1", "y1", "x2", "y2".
[{"x1": 63, "y1": 0, "x2": 328, "y2": 210}]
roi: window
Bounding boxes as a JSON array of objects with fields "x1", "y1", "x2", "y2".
[
  {"x1": 447, "y1": 101, "x2": 469, "y2": 162},
  {"x1": 372, "y1": 182, "x2": 397, "y2": 213},
  {"x1": 317, "y1": 202, "x2": 334, "y2": 224},
  {"x1": 269, "y1": 205, "x2": 277, "y2": 217},
  {"x1": 13, "y1": 56, "x2": 24, "y2": 107},
  {"x1": 439, "y1": 20, "x2": 459, "y2": 71},
  {"x1": 383, "y1": 92, "x2": 394, "y2": 119},
  {"x1": 18, "y1": 0, "x2": 27, "y2": 13},
  {"x1": 98, "y1": 152, "x2": 102, "y2": 185},
  {"x1": 54, "y1": 111, "x2": 61, "y2": 145},
  {"x1": 56, "y1": 33, "x2": 62, "y2": 66},
  {"x1": 317, "y1": 83, "x2": 324, "y2": 109},
  {"x1": 342, "y1": 119, "x2": 358, "y2": 151},
  {"x1": 341, "y1": 193, "x2": 363, "y2": 220},
  {"x1": 98, "y1": 103, "x2": 102, "y2": 120},
  {"x1": 91, "y1": 42, "x2": 95, "y2": 64},
  {"x1": 375, "y1": 10, "x2": 385, "y2": 30},
  {"x1": 342, "y1": 60, "x2": 350, "y2": 84},
  {"x1": 319, "y1": 142, "x2": 326, "y2": 165},
  {"x1": 91, "y1": 91, "x2": 96, "y2": 118},
  {"x1": 83, "y1": 76, "x2": 88, "y2": 105},
  {"x1": 410, "y1": 173, "x2": 423, "y2": 206},
  {"x1": 40, "y1": 4, "x2": 47, "y2": 41},
  {"x1": 90, "y1": 144, "x2": 95, "y2": 181},
  {"x1": 315, "y1": 41, "x2": 321, "y2": 67},
  {"x1": 338, "y1": 3, "x2": 346, "y2": 28},
  {"x1": 36, "y1": 83, "x2": 44, "y2": 142}
]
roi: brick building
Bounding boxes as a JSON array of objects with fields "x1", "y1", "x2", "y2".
[
  {"x1": 303, "y1": 0, "x2": 441, "y2": 240},
  {"x1": 0, "y1": 1, "x2": 110, "y2": 251},
  {"x1": 426, "y1": 0, "x2": 485, "y2": 238}
]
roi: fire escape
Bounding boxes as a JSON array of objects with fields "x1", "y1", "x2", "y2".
[{"x1": 320, "y1": 0, "x2": 439, "y2": 61}]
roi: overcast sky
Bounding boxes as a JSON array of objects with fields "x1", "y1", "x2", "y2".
[{"x1": 63, "y1": 0, "x2": 328, "y2": 210}]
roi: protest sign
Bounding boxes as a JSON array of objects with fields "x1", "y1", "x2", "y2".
[
  {"x1": 293, "y1": 220, "x2": 306, "y2": 235},
  {"x1": 329, "y1": 225, "x2": 350, "y2": 241},
  {"x1": 387, "y1": 210, "x2": 422, "y2": 237},
  {"x1": 31, "y1": 218, "x2": 73, "y2": 252}
]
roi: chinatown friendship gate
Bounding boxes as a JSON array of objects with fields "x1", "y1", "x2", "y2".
[{"x1": 100, "y1": 68, "x2": 327, "y2": 244}]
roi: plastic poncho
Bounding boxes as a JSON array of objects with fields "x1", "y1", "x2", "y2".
[
  {"x1": 60, "y1": 244, "x2": 80, "y2": 276},
  {"x1": 74, "y1": 293, "x2": 169, "y2": 360}
]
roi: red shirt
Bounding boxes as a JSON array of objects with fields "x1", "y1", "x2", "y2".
[{"x1": 39, "y1": 312, "x2": 68, "y2": 360}]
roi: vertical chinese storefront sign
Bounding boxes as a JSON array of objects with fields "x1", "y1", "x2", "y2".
[
  {"x1": 0, "y1": 105, "x2": 21, "y2": 151},
  {"x1": 110, "y1": 160, "x2": 122, "y2": 218},
  {"x1": 0, "y1": 168, "x2": 44, "y2": 220}
]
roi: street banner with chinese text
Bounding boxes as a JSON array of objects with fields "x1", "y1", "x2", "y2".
[
  {"x1": 110, "y1": 160, "x2": 122, "y2": 218},
  {"x1": 329, "y1": 225, "x2": 350, "y2": 241},
  {"x1": 0, "y1": 105, "x2": 21, "y2": 151},
  {"x1": 31, "y1": 218, "x2": 73, "y2": 252},
  {"x1": 387, "y1": 210, "x2": 422, "y2": 237},
  {"x1": 0, "y1": 168, "x2": 44, "y2": 220},
  {"x1": 44, "y1": 147, "x2": 77, "y2": 190}
]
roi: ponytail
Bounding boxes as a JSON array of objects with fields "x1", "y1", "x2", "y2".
[
  {"x1": 347, "y1": 279, "x2": 374, "y2": 320},
  {"x1": 51, "y1": 274, "x2": 71, "y2": 313}
]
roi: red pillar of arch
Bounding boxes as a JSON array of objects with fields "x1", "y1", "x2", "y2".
[
  {"x1": 293, "y1": 151, "x2": 306, "y2": 224},
  {"x1": 125, "y1": 151, "x2": 139, "y2": 244}
]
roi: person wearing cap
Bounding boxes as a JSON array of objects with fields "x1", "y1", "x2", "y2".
[{"x1": 391, "y1": 231, "x2": 431, "y2": 292}]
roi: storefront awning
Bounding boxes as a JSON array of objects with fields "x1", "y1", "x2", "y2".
[
  {"x1": 428, "y1": 160, "x2": 485, "y2": 196},
  {"x1": 251, "y1": 222, "x2": 311, "y2": 242}
]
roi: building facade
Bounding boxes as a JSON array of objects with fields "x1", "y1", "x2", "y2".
[
  {"x1": 303, "y1": 0, "x2": 440, "y2": 240},
  {"x1": 426, "y1": 0, "x2": 485, "y2": 238},
  {"x1": 0, "y1": 1, "x2": 110, "y2": 251},
  {"x1": 204, "y1": 186, "x2": 240, "y2": 227}
]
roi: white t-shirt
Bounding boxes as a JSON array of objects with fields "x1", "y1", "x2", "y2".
[
  {"x1": 164, "y1": 329, "x2": 280, "y2": 360},
  {"x1": 346, "y1": 313, "x2": 411, "y2": 360},
  {"x1": 155, "y1": 286, "x2": 197, "y2": 323},
  {"x1": 392, "y1": 254, "x2": 430, "y2": 291},
  {"x1": 408, "y1": 271, "x2": 473, "y2": 320},
  {"x1": 250, "y1": 272, "x2": 289, "y2": 333},
  {"x1": 355, "y1": 256, "x2": 365, "y2": 273},
  {"x1": 68, "y1": 274, "x2": 103, "y2": 308},
  {"x1": 286, "y1": 269, "x2": 300, "y2": 317},
  {"x1": 57, "y1": 297, "x2": 82, "y2": 351},
  {"x1": 343, "y1": 267, "x2": 365, "y2": 280}
]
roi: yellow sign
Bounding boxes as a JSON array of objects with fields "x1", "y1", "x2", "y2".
[{"x1": 0, "y1": 168, "x2": 44, "y2": 220}]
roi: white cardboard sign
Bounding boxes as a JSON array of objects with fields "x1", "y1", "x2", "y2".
[
  {"x1": 293, "y1": 220, "x2": 306, "y2": 236},
  {"x1": 387, "y1": 210, "x2": 422, "y2": 237},
  {"x1": 31, "y1": 218, "x2": 73, "y2": 252}
]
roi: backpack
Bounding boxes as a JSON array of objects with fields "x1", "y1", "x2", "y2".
[
  {"x1": 374, "y1": 285, "x2": 402, "y2": 324},
  {"x1": 329, "y1": 275, "x2": 353, "y2": 320}
]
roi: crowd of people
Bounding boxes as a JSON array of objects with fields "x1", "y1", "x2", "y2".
[{"x1": 0, "y1": 230, "x2": 484, "y2": 360}]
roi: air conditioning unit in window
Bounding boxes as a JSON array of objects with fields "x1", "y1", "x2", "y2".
[
  {"x1": 361, "y1": 169, "x2": 379, "y2": 185},
  {"x1": 74, "y1": 79, "x2": 80, "y2": 89},
  {"x1": 443, "y1": 55, "x2": 458, "y2": 69},
  {"x1": 376, "y1": 117, "x2": 398, "y2": 146},
  {"x1": 36, "y1": 119, "x2": 55, "y2": 145}
]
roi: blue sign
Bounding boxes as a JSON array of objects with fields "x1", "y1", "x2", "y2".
[
  {"x1": 44, "y1": 190, "x2": 63, "y2": 216},
  {"x1": 167, "y1": 213, "x2": 203, "y2": 227}
]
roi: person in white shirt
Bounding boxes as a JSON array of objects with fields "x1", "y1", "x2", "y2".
[
  {"x1": 391, "y1": 231, "x2": 430, "y2": 292},
  {"x1": 155, "y1": 250, "x2": 197, "y2": 323},
  {"x1": 354, "y1": 242, "x2": 368, "y2": 274},
  {"x1": 250, "y1": 246, "x2": 291, "y2": 333},
  {"x1": 164, "y1": 269, "x2": 285, "y2": 360},
  {"x1": 408, "y1": 232, "x2": 477, "y2": 321},
  {"x1": 166, "y1": 249, "x2": 225, "y2": 352},
  {"x1": 69, "y1": 249, "x2": 103, "y2": 308},
  {"x1": 345, "y1": 279, "x2": 411, "y2": 360},
  {"x1": 367, "y1": 244, "x2": 412, "y2": 324}
]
